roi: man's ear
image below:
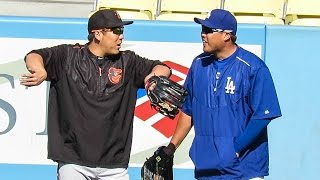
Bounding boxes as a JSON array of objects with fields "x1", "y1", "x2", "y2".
[
  {"x1": 224, "y1": 33, "x2": 231, "y2": 41},
  {"x1": 94, "y1": 31, "x2": 102, "y2": 41}
]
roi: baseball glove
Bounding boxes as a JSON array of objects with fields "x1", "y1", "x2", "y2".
[
  {"x1": 145, "y1": 75, "x2": 187, "y2": 119},
  {"x1": 141, "y1": 146, "x2": 174, "y2": 180}
]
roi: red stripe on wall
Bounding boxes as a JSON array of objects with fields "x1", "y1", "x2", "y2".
[
  {"x1": 152, "y1": 112, "x2": 180, "y2": 138},
  {"x1": 163, "y1": 61, "x2": 189, "y2": 75},
  {"x1": 134, "y1": 101, "x2": 157, "y2": 121}
]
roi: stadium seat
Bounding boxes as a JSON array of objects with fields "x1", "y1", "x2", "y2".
[
  {"x1": 156, "y1": 0, "x2": 221, "y2": 22},
  {"x1": 223, "y1": 0, "x2": 285, "y2": 25},
  {"x1": 285, "y1": 0, "x2": 320, "y2": 26},
  {"x1": 95, "y1": 0, "x2": 158, "y2": 20},
  {"x1": 289, "y1": 19, "x2": 320, "y2": 26}
]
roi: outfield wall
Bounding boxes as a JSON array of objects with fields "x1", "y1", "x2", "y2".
[{"x1": 0, "y1": 16, "x2": 319, "y2": 180}]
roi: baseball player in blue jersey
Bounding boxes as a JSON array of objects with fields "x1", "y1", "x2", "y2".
[{"x1": 161, "y1": 9, "x2": 282, "y2": 179}]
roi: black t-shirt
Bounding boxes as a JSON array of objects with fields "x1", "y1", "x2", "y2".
[{"x1": 29, "y1": 44, "x2": 163, "y2": 168}]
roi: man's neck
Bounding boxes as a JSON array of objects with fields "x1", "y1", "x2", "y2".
[
  {"x1": 88, "y1": 43, "x2": 105, "y2": 58},
  {"x1": 216, "y1": 44, "x2": 237, "y2": 60}
]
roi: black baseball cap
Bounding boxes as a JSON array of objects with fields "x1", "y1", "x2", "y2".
[{"x1": 88, "y1": 9, "x2": 133, "y2": 33}]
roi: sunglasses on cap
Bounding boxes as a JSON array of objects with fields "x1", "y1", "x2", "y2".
[
  {"x1": 201, "y1": 26, "x2": 232, "y2": 34},
  {"x1": 92, "y1": 27, "x2": 124, "y2": 35}
]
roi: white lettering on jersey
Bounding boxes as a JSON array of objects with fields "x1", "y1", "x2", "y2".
[{"x1": 225, "y1": 77, "x2": 235, "y2": 94}]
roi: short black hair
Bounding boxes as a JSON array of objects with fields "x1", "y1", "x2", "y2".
[{"x1": 87, "y1": 33, "x2": 94, "y2": 42}]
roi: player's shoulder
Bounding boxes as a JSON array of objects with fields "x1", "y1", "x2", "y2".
[
  {"x1": 120, "y1": 49, "x2": 133, "y2": 53},
  {"x1": 236, "y1": 46, "x2": 266, "y2": 69},
  {"x1": 117, "y1": 50, "x2": 155, "y2": 62},
  {"x1": 59, "y1": 43, "x2": 86, "y2": 51},
  {"x1": 60, "y1": 43, "x2": 84, "y2": 48},
  {"x1": 192, "y1": 52, "x2": 214, "y2": 66},
  {"x1": 120, "y1": 50, "x2": 136, "y2": 56},
  {"x1": 195, "y1": 52, "x2": 213, "y2": 60}
]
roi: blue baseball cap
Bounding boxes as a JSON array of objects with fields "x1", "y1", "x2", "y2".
[{"x1": 194, "y1": 9, "x2": 237, "y2": 35}]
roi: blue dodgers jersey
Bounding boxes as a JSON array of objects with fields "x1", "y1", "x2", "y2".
[{"x1": 182, "y1": 47, "x2": 281, "y2": 179}]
